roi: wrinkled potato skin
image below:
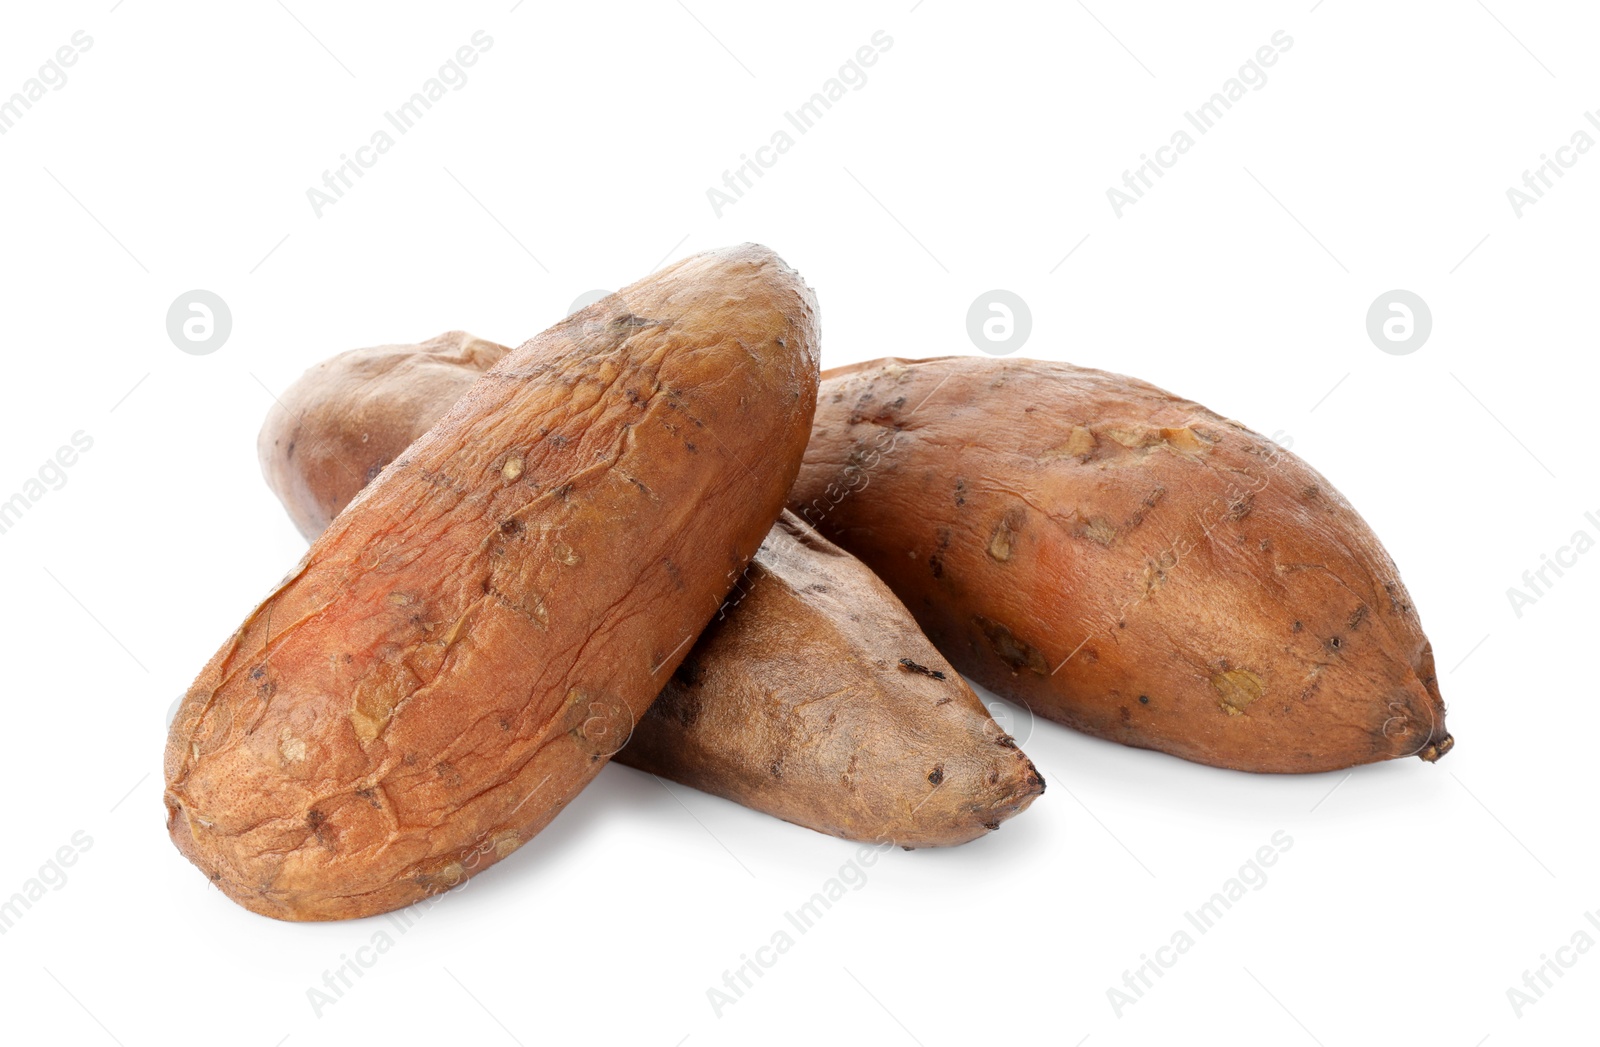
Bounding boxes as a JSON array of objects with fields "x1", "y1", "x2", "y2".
[
  {"x1": 259, "y1": 331, "x2": 512, "y2": 541},
  {"x1": 264, "y1": 351, "x2": 1043, "y2": 848},
  {"x1": 165, "y1": 244, "x2": 820, "y2": 920},
  {"x1": 789, "y1": 357, "x2": 1451, "y2": 774},
  {"x1": 633, "y1": 511, "x2": 1043, "y2": 846}
]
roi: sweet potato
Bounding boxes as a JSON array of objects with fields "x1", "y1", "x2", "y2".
[
  {"x1": 260, "y1": 340, "x2": 1044, "y2": 847},
  {"x1": 789, "y1": 356, "x2": 1452, "y2": 774},
  {"x1": 259, "y1": 331, "x2": 511, "y2": 541},
  {"x1": 164, "y1": 244, "x2": 819, "y2": 920},
  {"x1": 633, "y1": 510, "x2": 1042, "y2": 844}
]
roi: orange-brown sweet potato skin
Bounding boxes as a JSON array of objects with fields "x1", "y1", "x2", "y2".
[
  {"x1": 628, "y1": 511, "x2": 1043, "y2": 847},
  {"x1": 261, "y1": 347, "x2": 1043, "y2": 846},
  {"x1": 259, "y1": 331, "x2": 511, "y2": 541},
  {"x1": 789, "y1": 357, "x2": 1451, "y2": 774},
  {"x1": 164, "y1": 244, "x2": 819, "y2": 920}
]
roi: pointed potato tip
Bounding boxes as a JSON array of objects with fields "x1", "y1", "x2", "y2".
[
  {"x1": 1024, "y1": 758, "x2": 1046, "y2": 797},
  {"x1": 1418, "y1": 734, "x2": 1455, "y2": 762},
  {"x1": 995, "y1": 757, "x2": 1047, "y2": 817}
]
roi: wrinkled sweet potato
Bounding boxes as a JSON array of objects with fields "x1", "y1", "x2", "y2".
[
  {"x1": 164, "y1": 244, "x2": 819, "y2": 920},
  {"x1": 633, "y1": 510, "x2": 1043, "y2": 845},
  {"x1": 789, "y1": 356, "x2": 1452, "y2": 774},
  {"x1": 259, "y1": 331, "x2": 511, "y2": 541},
  {"x1": 260, "y1": 340, "x2": 1044, "y2": 847}
]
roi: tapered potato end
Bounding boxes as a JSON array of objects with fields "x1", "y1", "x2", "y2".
[
  {"x1": 1418, "y1": 734, "x2": 1454, "y2": 762},
  {"x1": 621, "y1": 512, "x2": 1047, "y2": 848}
]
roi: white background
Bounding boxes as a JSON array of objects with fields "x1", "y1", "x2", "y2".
[{"x1": 0, "y1": 1, "x2": 1593, "y2": 1044}]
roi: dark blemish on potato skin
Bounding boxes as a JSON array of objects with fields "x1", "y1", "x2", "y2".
[
  {"x1": 972, "y1": 616, "x2": 1050, "y2": 675},
  {"x1": 655, "y1": 682, "x2": 702, "y2": 728},
  {"x1": 307, "y1": 809, "x2": 333, "y2": 847},
  {"x1": 928, "y1": 767, "x2": 944, "y2": 786},
  {"x1": 929, "y1": 554, "x2": 944, "y2": 579},
  {"x1": 983, "y1": 820, "x2": 1001, "y2": 831},
  {"x1": 1383, "y1": 581, "x2": 1414, "y2": 616},
  {"x1": 898, "y1": 658, "x2": 946, "y2": 680},
  {"x1": 1138, "y1": 694, "x2": 1150, "y2": 704},
  {"x1": 356, "y1": 788, "x2": 381, "y2": 809},
  {"x1": 1293, "y1": 621, "x2": 1304, "y2": 633},
  {"x1": 1127, "y1": 486, "x2": 1166, "y2": 530},
  {"x1": 995, "y1": 735, "x2": 1018, "y2": 750},
  {"x1": 499, "y1": 519, "x2": 522, "y2": 536}
]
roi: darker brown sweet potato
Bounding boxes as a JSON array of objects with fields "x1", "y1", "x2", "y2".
[
  {"x1": 164, "y1": 244, "x2": 819, "y2": 920},
  {"x1": 632, "y1": 510, "x2": 1043, "y2": 845},
  {"x1": 260, "y1": 340, "x2": 1044, "y2": 847},
  {"x1": 789, "y1": 356, "x2": 1452, "y2": 774}
]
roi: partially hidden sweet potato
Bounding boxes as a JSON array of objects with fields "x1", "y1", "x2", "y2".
[
  {"x1": 260, "y1": 331, "x2": 512, "y2": 541},
  {"x1": 789, "y1": 356, "x2": 1452, "y2": 774},
  {"x1": 632, "y1": 511, "x2": 1042, "y2": 845},
  {"x1": 164, "y1": 244, "x2": 819, "y2": 920},
  {"x1": 260, "y1": 339, "x2": 1044, "y2": 847}
]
